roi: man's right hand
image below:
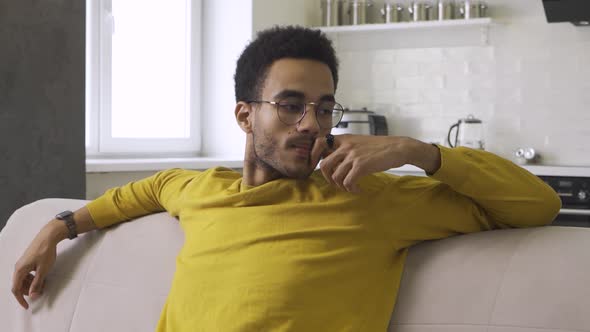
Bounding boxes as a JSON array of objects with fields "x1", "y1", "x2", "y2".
[
  {"x1": 11, "y1": 220, "x2": 63, "y2": 309},
  {"x1": 11, "y1": 207, "x2": 98, "y2": 309}
]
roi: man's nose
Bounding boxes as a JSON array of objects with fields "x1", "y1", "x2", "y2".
[{"x1": 296, "y1": 106, "x2": 320, "y2": 134}]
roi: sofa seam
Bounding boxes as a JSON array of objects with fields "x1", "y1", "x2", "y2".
[
  {"x1": 391, "y1": 322, "x2": 589, "y2": 332},
  {"x1": 485, "y1": 228, "x2": 537, "y2": 332},
  {"x1": 65, "y1": 231, "x2": 108, "y2": 332}
]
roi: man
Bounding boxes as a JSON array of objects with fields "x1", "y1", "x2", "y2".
[{"x1": 12, "y1": 26, "x2": 560, "y2": 331}]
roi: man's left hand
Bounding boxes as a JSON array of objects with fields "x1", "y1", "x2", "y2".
[{"x1": 310, "y1": 135, "x2": 441, "y2": 193}]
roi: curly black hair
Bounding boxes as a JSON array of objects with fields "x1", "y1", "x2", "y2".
[{"x1": 234, "y1": 25, "x2": 339, "y2": 103}]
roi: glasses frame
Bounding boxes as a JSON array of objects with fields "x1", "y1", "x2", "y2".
[{"x1": 247, "y1": 100, "x2": 345, "y2": 129}]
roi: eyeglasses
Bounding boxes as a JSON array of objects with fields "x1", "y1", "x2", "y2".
[{"x1": 247, "y1": 99, "x2": 345, "y2": 129}]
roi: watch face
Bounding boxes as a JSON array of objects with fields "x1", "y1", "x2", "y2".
[{"x1": 56, "y1": 210, "x2": 74, "y2": 219}]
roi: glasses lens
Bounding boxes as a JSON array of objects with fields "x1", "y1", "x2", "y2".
[
  {"x1": 317, "y1": 101, "x2": 344, "y2": 128},
  {"x1": 275, "y1": 100, "x2": 344, "y2": 128},
  {"x1": 276, "y1": 100, "x2": 305, "y2": 124}
]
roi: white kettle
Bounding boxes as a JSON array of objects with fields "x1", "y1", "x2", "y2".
[{"x1": 447, "y1": 114, "x2": 484, "y2": 149}]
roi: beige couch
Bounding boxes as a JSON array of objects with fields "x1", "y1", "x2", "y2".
[{"x1": 1, "y1": 198, "x2": 589, "y2": 332}]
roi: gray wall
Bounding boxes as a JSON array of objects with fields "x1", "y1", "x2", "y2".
[{"x1": 0, "y1": 0, "x2": 86, "y2": 230}]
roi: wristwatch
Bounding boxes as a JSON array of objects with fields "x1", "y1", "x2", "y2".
[{"x1": 55, "y1": 210, "x2": 78, "y2": 240}]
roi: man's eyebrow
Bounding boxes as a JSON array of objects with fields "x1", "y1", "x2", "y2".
[
  {"x1": 318, "y1": 95, "x2": 335, "y2": 102},
  {"x1": 272, "y1": 90, "x2": 335, "y2": 102},
  {"x1": 272, "y1": 90, "x2": 305, "y2": 100}
]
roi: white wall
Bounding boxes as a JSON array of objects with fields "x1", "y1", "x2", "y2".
[
  {"x1": 252, "y1": 0, "x2": 319, "y2": 32},
  {"x1": 333, "y1": 0, "x2": 590, "y2": 166},
  {"x1": 87, "y1": 171, "x2": 156, "y2": 199},
  {"x1": 199, "y1": 0, "x2": 253, "y2": 158}
]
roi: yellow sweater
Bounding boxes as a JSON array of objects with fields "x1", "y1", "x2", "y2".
[{"x1": 86, "y1": 145, "x2": 561, "y2": 331}]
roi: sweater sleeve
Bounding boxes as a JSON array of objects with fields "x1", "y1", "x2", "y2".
[
  {"x1": 85, "y1": 168, "x2": 201, "y2": 228},
  {"x1": 386, "y1": 145, "x2": 561, "y2": 249}
]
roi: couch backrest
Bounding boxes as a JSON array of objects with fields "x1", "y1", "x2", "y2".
[
  {"x1": 2, "y1": 199, "x2": 590, "y2": 332},
  {"x1": 389, "y1": 220, "x2": 590, "y2": 331}
]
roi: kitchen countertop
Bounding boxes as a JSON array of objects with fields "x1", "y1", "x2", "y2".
[
  {"x1": 87, "y1": 157, "x2": 590, "y2": 177},
  {"x1": 517, "y1": 165, "x2": 590, "y2": 177},
  {"x1": 388, "y1": 164, "x2": 590, "y2": 177}
]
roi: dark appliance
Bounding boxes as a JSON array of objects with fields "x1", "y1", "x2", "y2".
[
  {"x1": 538, "y1": 175, "x2": 590, "y2": 227},
  {"x1": 542, "y1": 0, "x2": 590, "y2": 26}
]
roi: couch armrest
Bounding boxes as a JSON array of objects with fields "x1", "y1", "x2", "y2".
[{"x1": 0, "y1": 198, "x2": 183, "y2": 332}]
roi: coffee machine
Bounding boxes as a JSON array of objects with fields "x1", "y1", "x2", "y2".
[{"x1": 331, "y1": 108, "x2": 388, "y2": 136}]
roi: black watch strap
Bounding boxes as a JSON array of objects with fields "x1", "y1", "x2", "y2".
[{"x1": 55, "y1": 210, "x2": 78, "y2": 240}]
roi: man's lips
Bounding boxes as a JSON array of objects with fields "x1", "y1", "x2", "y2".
[{"x1": 291, "y1": 142, "x2": 312, "y2": 156}]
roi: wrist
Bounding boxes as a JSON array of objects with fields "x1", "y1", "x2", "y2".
[
  {"x1": 42, "y1": 219, "x2": 70, "y2": 245},
  {"x1": 406, "y1": 139, "x2": 442, "y2": 175}
]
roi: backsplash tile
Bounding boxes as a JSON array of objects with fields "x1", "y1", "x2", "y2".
[
  {"x1": 439, "y1": 61, "x2": 469, "y2": 75},
  {"x1": 393, "y1": 89, "x2": 420, "y2": 104},
  {"x1": 371, "y1": 50, "x2": 395, "y2": 64},
  {"x1": 397, "y1": 48, "x2": 444, "y2": 63},
  {"x1": 399, "y1": 103, "x2": 442, "y2": 117},
  {"x1": 371, "y1": 63, "x2": 395, "y2": 90},
  {"x1": 466, "y1": 61, "x2": 494, "y2": 75},
  {"x1": 392, "y1": 62, "x2": 420, "y2": 76},
  {"x1": 443, "y1": 46, "x2": 494, "y2": 62},
  {"x1": 397, "y1": 75, "x2": 444, "y2": 89}
]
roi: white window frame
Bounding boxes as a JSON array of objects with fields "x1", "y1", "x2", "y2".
[{"x1": 86, "y1": 0, "x2": 202, "y2": 158}]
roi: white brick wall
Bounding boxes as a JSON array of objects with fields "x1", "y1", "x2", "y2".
[{"x1": 334, "y1": 0, "x2": 590, "y2": 166}]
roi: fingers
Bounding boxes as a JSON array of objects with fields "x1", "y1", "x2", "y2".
[
  {"x1": 12, "y1": 261, "x2": 48, "y2": 310},
  {"x1": 342, "y1": 166, "x2": 362, "y2": 193},
  {"x1": 12, "y1": 265, "x2": 31, "y2": 309},
  {"x1": 314, "y1": 134, "x2": 363, "y2": 193},
  {"x1": 29, "y1": 264, "x2": 49, "y2": 300},
  {"x1": 321, "y1": 152, "x2": 346, "y2": 187},
  {"x1": 310, "y1": 136, "x2": 327, "y2": 168},
  {"x1": 331, "y1": 160, "x2": 353, "y2": 191},
  {"x1": 23, "y1": 273, "x2": 34, "y2": 295},
  {"x1": 329, "y1": 158, "x2": 363, "y2": 193},
  {"x1": 310, "y1": 135, "x2": 336, "y2": 168}
]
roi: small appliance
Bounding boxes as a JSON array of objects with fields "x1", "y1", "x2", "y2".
[
  {"x1": 332, "y1": 108, "x2": 388, "y2": 136},
  {"x1": 447, "y1": 114, "x2": 484, "y2": 149}
]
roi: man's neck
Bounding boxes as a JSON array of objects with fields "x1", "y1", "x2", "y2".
[{"x1": 241, "y1": 156, "x2": 284, "y2": 187}]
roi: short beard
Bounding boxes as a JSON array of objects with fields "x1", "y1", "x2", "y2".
[
  {"x1": 251, "y1": 129, "x2": 313, "y2": 180},
  {"x1": 251, "y1": 130, "x2": 283, "y2": 178}
]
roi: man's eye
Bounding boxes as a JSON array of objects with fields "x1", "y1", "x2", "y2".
[
  {"x1": 318, "y1": 108, "x2": 333, "y2": 115},
  {"x1": 281, "y1": 104, "x2": 303, "y2": 112}
]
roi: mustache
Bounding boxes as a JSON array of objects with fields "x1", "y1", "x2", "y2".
[{"x1": 288, "y1": 137, "x2": 317, "y2": 148}]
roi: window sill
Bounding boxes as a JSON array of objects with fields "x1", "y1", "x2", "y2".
[{"x1": 86, "y1": 157, "x2": 244, "y2": 173}]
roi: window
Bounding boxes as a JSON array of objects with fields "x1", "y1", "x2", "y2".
[{"x1": 86, "y1": 0, "x2": 201, "y2": 157}]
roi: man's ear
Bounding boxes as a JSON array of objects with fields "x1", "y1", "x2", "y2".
[{"x1": 235, "y1": 101, "x2": 253, "y2": 133}]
